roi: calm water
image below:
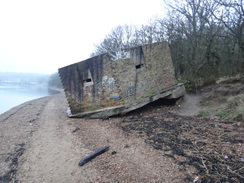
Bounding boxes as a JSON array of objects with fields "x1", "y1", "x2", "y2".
[{"x1": 0, "y1": 85, "x2": 50, "y2": 115}]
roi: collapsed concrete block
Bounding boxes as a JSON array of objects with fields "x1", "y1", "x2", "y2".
[{"x1": 59, "y1": 42, "x2": 185, "y2": 118}]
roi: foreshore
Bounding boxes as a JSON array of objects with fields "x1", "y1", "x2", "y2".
[
  {"x1": 0, "y1": 95, "x2": 53, "y2": 182},
  {"x1": 0, "y1": 92, "x2": 184, "y2": 183},
  {"x1": 1, "y1": 82, "x2": 243, "y2": 182}
]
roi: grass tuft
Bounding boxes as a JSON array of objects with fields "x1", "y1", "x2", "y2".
[
  {"x1": 227, "y1": 93, "x2": 244, "y2": 121},
  {"x1": 198, "y1": 111, "x2": 209, "y2": 118},
  {"x1": 218, "y1": 110, "x2": 228, "y2": 119}
]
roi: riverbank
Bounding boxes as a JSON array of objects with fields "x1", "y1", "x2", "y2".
[
  {"x1": 0, "y1": 93, "x2": 184, "y2": 182},
  {"x1": 0, "y1": 82, "x2": 243, "y2": 182},
  {"x1": 0, "y1": 95, "x2": 52, "y2": 182}
]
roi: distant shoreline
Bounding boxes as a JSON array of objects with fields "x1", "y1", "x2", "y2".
[
  {"x1": 0, "y1": 87, "x2": 63, "y2": 115},
  {"x1": 0, "y1": 95, "x2": 52, "y2": 117},
  {"x1": 48, "y1": 87, "x2": 63, "y2": 95}
]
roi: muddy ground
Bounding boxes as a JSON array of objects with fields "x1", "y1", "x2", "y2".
[{"x1": 0, "y1": 82, "x2": 243, "y2": 183}]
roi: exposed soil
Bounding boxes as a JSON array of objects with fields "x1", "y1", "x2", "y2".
[{"x1": 0, "y1": 82, "x2": 243, "y2": 183}]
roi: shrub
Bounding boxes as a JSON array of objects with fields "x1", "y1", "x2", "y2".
[{"x1": 216, "y1": 74, "x2": 243, "y2": 84}]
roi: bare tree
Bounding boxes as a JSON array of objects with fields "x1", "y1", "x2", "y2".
[
  {"x1": 134, "y1": 18, "x2": 165, "y2": 45},
  {"x1": 91, "y1": 19, "x2": 166, "y2": 58},
  {"x1": 91, "y1": 25, "x2": 138, "y2": 58},
  {"x1": 212, "y1": 0, "x2": 244, "y2": 73},
  {"x1": 164, "y1": 0, "x2": 221, "y2": 77}
]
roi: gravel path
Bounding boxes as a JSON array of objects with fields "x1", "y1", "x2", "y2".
[{"x1": 0, "y1": 92, "x2": 185, "y2": 183}]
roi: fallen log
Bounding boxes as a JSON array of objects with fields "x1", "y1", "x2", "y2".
[{"x1": 78, "y1": 145, "x2": 110, "y2": 166}]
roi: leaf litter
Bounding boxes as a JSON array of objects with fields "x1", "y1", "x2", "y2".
[{"x1": 119, "y1": 98, "x2": 244, "y2": 183}]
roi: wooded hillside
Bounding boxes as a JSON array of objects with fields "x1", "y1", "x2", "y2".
[{"x1": 91, "y1": 0, "x2": 243, "y2": 89}]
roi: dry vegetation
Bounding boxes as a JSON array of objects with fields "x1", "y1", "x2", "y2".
[
  {"x1": 227, "y1": 93, "x2": 244, "y2": 121},
  {"x1": 119, "y1": 80, "x2": 244, "y2": 182}
]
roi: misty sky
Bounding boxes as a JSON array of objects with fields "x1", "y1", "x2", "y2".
[{"x1": 0, "y1": 0, "x2": 165, "y2": 75}]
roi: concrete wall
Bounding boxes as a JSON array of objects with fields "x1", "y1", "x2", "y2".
[{"x1": 59, "y1": 42, "x2": 180, "y2": 117}]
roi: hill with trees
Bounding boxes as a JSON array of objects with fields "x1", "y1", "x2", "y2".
[{"x1": 0, "y1": 72, "x2": 49, "y2": 86}]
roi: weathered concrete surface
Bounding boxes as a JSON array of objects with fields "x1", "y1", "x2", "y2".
[{"x1": 59, "y1": 42, "x2": 185, "y2": 118}]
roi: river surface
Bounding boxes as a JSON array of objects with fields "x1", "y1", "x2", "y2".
[{"x1": 0, "y1": 85, "x2": 50, "y2": 115}]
